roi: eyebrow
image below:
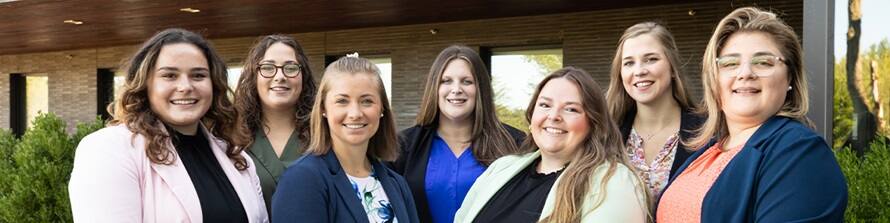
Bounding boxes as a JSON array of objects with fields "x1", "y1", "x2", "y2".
[
  {"x1": 537, "y1": 96, "x2": 581, "y2": 105},
  {"x1": 260, "y1": 60, "x2": 297, "y2": 64},
  {"x1": 156, "y1": 67, "x2": 209, "y2": 72},
  {"x1": 622, "y1": 52, "x2": 659, "y2": 60},
  {"x1": 719, "y1": 52, "x2": 778, "y2": 57}
]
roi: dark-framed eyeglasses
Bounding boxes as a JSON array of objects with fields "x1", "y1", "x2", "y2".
[{"x1": 257, "y1": 63, "x2": 302, "y2": 78}]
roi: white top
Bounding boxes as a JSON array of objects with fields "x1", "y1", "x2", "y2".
[{"x1": 347, "y1": 172, "x2": 399, "y2": 223}]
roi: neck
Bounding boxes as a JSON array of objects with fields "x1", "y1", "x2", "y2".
[
  {"x1": 437, "y1": 114, "x2": 473, "y2": 142},
  {"x1": 725, "y1": 119, "x2": 763, "y2": 149},
  {"x1": 331, "y1": 139, "x2": 372, "y2": 177},
  {"x1": 538, "y1": 150, "x2": 571, "y2": 174},
  {"x1": 262, "y1": 106, "x2": 297, "y2": 133},
  {"x1": 634, "y1": 96, "x2": 681, "y2": 129},
  {"x1": 168, "y1": 122, "x2": 199, "y2": 136}
]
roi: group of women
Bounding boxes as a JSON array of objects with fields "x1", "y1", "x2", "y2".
[{"x1": 68, "y1": 7, "x2": 847, "y2": 223}]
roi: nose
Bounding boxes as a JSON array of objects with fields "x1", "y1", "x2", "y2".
[
  {"x1": 175, "y1": 75, "x2": 194, "y2": 92},
  {"x1": 345, "y1": 102, "x2": 363, "y2": 120},
  {"x1": 273, "y1": 67, "x2": 287, "y2": 82},
  {"x1": 736, "y1": 62, "x2": 757, "y2": 80},
  {"x1": 632, "y1": 64, "x2": 648, "y2": 77},
  {"x1": 546, "y1": 107, "x2": 562, "y2": 122},
  {"x1": 448, "y1": 83, "x2": 463, "y2": 95}
]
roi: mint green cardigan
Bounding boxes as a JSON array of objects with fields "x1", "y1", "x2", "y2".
[{"x1": 454, "y1": 150, "x2": 649, "y2": 223}]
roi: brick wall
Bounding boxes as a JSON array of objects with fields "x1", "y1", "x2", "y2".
[{"x1": 1, "y1": 0, "x2": 802, "y2": 132}]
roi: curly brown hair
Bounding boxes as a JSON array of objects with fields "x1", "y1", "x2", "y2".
[
  {"x1": 108, "y1": 28, "x2": 246, "y2": 170},
  {"x1": 232, "y1": 35, "x2": 317, "y2": 151}
]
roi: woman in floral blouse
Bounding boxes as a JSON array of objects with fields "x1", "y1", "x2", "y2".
[{"x1": 605, "y1": 21, "x2": 703, "y2": 198}]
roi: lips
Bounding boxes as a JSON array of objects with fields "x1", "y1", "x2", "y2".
[
  {"x1": 170, "y1": 99, "x2": 198, "y2": 105},
  {"x1": 446, "y1": 98, "x2": 468, "y2": 104},
  {"x1": 732, "y1": 87, "x2": 761, "y2": 94},
  {"x1": 633, "y1": 80, "x2": 654, "y2": 88},
  {"x1": 543, "y1": 127, "x2": 567, "y2": 134},
  {"x1": 343, "y1": 123, "x2": 368, "y2": 129},
  {"x1": 270, "y1": 86, "x2": 291, "y2": 91}
]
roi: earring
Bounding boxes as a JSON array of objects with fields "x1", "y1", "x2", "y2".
[
  {"x1": 380, "y1": 113, "x2": 384, "y2": 118},
  {"x1": 322, "y1": 113, "x2": 327, "y2": 117},
  {"x1": 788, "y1": 86, "x2": 793, "y2": 91}
]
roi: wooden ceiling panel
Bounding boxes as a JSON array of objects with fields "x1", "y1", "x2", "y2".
[{"x1": 0, "y1": 0, "x2": 700, "y2": 55}]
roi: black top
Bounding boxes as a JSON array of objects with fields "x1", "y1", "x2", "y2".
[
  {"x1": 172, "y1": 128, "x2": 248, "y2": 223},
  {"x1": 618, "y1": 108, "x2": 704, "y2": 179},
  {"x1": 472, "y1": 158, "x2": 562, "y2": 223},
  {"x1": 388, "y1": 123, "x2": 526, "y2": 223}
]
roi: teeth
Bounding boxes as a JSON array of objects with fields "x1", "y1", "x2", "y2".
[
  {"x1": 170, "y1": 99, "x2": 197, "y2": 105},
  {"x1": 544, "y1": 127, "x2": 566, "y2": 134},
  {"x1": 447, "y1": 99, "x2": 467, "y2": 104},
  {"x1": 634, "y1": 81, "x2": 653, "y2": 87},
  {"x1": 270, "y1": 86, "x2": 289, "y2": 91},
  {"x1": 733, "y1": 89, "x2": 760, "y2": 93},
  {"x1": 344, "y1": 124, "x2": 367, "y2": 129}
]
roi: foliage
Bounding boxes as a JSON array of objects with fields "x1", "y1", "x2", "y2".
[
  {"x1": 834, "y1": 39, "x2": 890, "y2": 149},
  {"x1": 836, "y1": 138, "x2": 890, "y2": 222},
  {"x1": 0, "y1": 114, "x2": 104, "y2": 222}
]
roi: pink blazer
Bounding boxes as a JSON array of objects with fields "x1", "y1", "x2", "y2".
[{"x1": 68, "y1": 124, "x2": 269, "y2": 223}]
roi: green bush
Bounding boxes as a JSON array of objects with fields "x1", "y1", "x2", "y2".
[
  {"x1": 836, "y1": 138, "x2": 890, "y2": 222},
  {"x1": 0, "y1": 113, "x2": 103, "y2": 222}
]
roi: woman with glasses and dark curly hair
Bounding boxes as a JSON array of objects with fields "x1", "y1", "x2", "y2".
[{"x1": 231, "y1": 35, "x2": 318, "y2": 214}]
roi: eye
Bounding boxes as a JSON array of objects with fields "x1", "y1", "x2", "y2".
[
  {"x1": 191, "y1": 72, "x2": 208, "y2": 80},
  {"x1": 361, "y1": 98, "x2": 375, "y2": 105},
  {"x1": 752, "y1": 57, "x2": 776, "y2": 67},
  {"x1": 565, "y1": 107, "x2": 581, "y2": 113},
  {"x1": 440, "y1": 78, "x2": 452, "y2": 84},
  {"x1": 335, "y1": 98, "x2": 348, "y2": 104},
  {"x1": 622, "y1": 61, "x2": 634, "y2": 67},
  {"x1": 537, "y1": 102, "x2": 550, "y2": 109},
  {"x1": 716, "y1": 57, "x2": 740, "y2": 69},
  {"x1": 283, "y1": 64, "x2": 301, "y2": 74},
  {"x1": 461, "y1": 79, "x2": 474, "y2": 85},
  {"x1": 645, "y1": 57, "x2": 659, "y2": 64},
  {"x1": 159, "y1": 72, "x2": 176, "y2": 79}
]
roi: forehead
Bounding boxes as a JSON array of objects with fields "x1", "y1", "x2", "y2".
[
  {"x1": 262, "y1": 42, "x2": 296, "y2": 59},
  {"x1": 621, "y1": 34, "x2": 664, "y2": 57},
  {"x1": 441, "y1": 59, "x2": 474, "y2": 78},
  {"x1": 538, "y1": 77, "x2": 582, "y2": 103},
  {"x1": 719, "y1": 31, "x2": 782, "y2": 56},
  {"x1": 156, "y1": 43, "x2": 207, "y2": 67},
  {"x1": 326, "y1": 73, "x2": 381, "y2": 97}
]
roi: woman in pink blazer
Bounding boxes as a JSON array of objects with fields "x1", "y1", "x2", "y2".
[{"x1": 68, "y1": 28, "x2": 268, "y2": 223}]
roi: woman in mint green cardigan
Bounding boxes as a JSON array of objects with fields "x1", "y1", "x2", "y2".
[{"x1": 455, "y1": 67, "x2": 649, "y2": 223}]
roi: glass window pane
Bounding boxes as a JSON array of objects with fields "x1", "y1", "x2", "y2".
[
  {"x1": 25, "y1": 75, "x2": 49, "y2": 129},
  {"x1": 368, "y1": 57, "x2": 392, "y2": 101},
  {"x1": 490, "y1": 48, "x2": 563, "y2": 132}
]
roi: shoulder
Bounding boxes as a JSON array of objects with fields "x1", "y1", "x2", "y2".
[
  {"x1": 757, "y1": 118, "x2": 829, "y2": 155},
  {"x1": 500, "y1": 123, "x2": 526, "y2": 140},
  {"x1": 281, "y1": 154, "x2": 328, "y2": 179},
  {"x1": 487, "y1": 151, "x2": 536, "y2": 171},
  {"x1": 76, "y1": 125, "x2": 143, "y2": 156},
  {"x1": 397, "y1": 125, "x2": 426, "y2": 139}
]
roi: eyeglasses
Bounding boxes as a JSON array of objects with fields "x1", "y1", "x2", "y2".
[
  {"x1": 257, "y1": 63, "x2": 302, "y2": 78},
  {"x1": 715, "y1": 55, "x2": 785, "y2": 78}
]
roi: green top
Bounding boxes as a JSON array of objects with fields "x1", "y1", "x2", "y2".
[{"x1": 246, "y1": 128, "x2": 302, "y2": 215}]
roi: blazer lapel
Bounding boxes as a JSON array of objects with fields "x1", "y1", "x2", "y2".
[
  {"x1": 149, "y1": 126, "x2": 202, "y2": 222},
  {"x1": 464, "y1": 151, "x2": 540, "y2": 220},
  {"x1": 203, "y1": 124, "x2": 259, "y2": 222},
  {"x1": 373, "y1": 160, "x2": 410, "y2": 223},
  {"x1": 323, "y1": 152, "x2": 371, "y2": 223}
]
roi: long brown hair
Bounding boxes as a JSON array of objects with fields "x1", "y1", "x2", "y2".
[
  {"x1": 305, "y1": 56, "x2": 399, "y2": 161},
  {"x1": 529, "y1": 67, "x2": 646, "y2": 222},
  {"x1": 232, "y1": 35, "x2": 317, "y2": 151},
  {"x1": 108, "y1": 28, "x2": 246, "y2": 170},
  {"x1": 415, "y1": 45, "x2": 520, "y2": 165},
  {"x1": 689, "y1": 7, "x2": 810, "y2": 150},
  {"x1": 606, "y1": 21, "x2": 696, "y2": 123}
]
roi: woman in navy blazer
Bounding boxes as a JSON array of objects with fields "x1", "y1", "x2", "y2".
[
  {"x1": 656, "y1": 7, "x2": 847, "y2": 222},
  {"x1": 272, "y1": 55, "x2": 419, "y2": 223}
]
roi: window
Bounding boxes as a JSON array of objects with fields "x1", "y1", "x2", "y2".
[
  {"x1": 25, "y1": 74, "x2": 49, "y2": 129},
  {"x1": 227, "y1": 65, "x2": 243, "y2": 92},
  {"x1": 487, "y1": 47, "x2": 563, "y2": 131},
  {"x1": 325, "y1": 54, "x2": 393, "y2": 102}
]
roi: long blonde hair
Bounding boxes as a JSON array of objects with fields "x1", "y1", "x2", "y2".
[
  {"x1": 606, "y1": 21, "x2": 696, "y2": 123},
  {"x1": 689, "y1": 7, "x2": 810, "y2": 149},
  {"x1": 304, "y1": 56, "x2": 398, "y2": 161},
  {"x1": 527, "y1": 67, "x2": 646, "y2": 222}
]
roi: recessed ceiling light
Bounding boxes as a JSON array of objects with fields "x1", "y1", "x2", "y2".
[
  {"x1": 63, "y1": 20, "x2": 84, "y2": 25},
  {"x1": 179, "y1": 8, "x2": 200, "y2": 13}
]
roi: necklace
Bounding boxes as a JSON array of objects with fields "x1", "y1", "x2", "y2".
[{"x1": 636, "y1": 124, "x2": 674, "y2": 143}]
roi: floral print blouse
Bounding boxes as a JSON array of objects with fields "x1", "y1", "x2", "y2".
[
  {"x1": 347, "y1": 168, "x2": 397, "y2": 223},
  {"x1": 626, "y1": 128, "x2": 680, "y2": 198}
]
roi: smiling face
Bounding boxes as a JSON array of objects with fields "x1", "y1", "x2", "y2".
[
  {"x1": 620, "y1": 34, "x2": 674, "y2": 105},
  {"x1": 530, "y1": 77, "x2": 590, "y2": 159},
  {"x1": 717, "y1": 32, "x2": 790, "y2": 128},
  {"x1": 324, "y1": 73, "x2": 384, "y2": 149},
  {"x1": 147, "y1": 43, "x2": 213, "y2": 134},
  {"x1": 257, "y1": 42, "x2": 303, "y2": 111},
  {"x1": 437, "y1": 59, "x2": 478, "y2": 123}
]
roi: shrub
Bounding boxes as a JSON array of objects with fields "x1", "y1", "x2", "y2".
[
  {"x1": 836, "y1": 138, "x2": 890, "y2": 222},
  {"x1": 0, "y1": 114, "x2": 104, "y2": 222}
]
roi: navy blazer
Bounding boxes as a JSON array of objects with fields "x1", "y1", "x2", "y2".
[
  {"x1": 618, "y1": 108, "x2": 703, "y2": 178},
  {"x1": 272, "y1": 151, "x2": 420, "y2": 223},
  {"x1": 388, "y1": 123, "x2": 525, "y2": 223},
  {"x1": 660, "y1": 116, "x2": 848, "y2": 222}
]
